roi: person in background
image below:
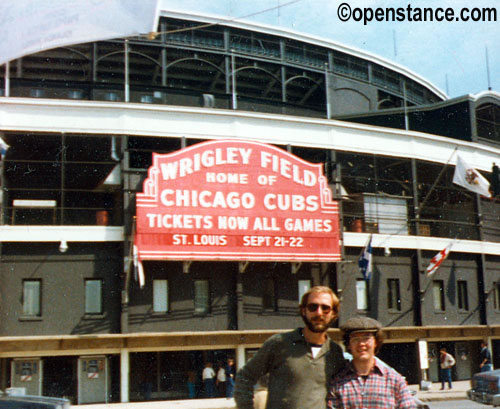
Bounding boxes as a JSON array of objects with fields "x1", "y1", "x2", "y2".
[
  {"x1": 479, "y1": 341, "x2": 493, "y2": 372},
  {"x1": 327, "y1": 316, "x2": 416, "y2": 409},
  {"x1": 216, "y1": 361, "x2": 227, "y2": 397},
  {"x1": 186, "y1": 369, "x2": 197, "y2": 399},
  {"x1": 225, "y1": 358, "x2": 236, "y2": 398},
  {"x1": 202, "y1": 361, "x2": 216, "y2": 398},
  {"x1": 234, "y1": 285, "x2": 346, "y2": 409},
  {"x1": 439, "y1": 347, "x2": 455, "y2": 390}
]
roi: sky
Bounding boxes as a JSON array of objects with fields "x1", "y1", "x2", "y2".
[{"x1": 160, "y1": 0, "x2": 499, "y2": 99}]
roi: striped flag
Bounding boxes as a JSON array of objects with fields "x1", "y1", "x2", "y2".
[
  {"x1": 358, "y1": 235, "x2": 373, "y2": 281},
  {"x1": 426, "y1": 243, "x2": 452, "y2": 276}
]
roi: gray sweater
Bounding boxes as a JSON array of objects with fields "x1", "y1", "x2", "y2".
[{"x1": 234, "y1": 328, "x2": 346, "y2": 409}]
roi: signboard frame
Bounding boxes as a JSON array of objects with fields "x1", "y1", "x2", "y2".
[{"x1": 135, "y1": 139, "x2": 341, "y2": 262}]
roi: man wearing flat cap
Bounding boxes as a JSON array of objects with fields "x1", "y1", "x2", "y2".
[{"x1": 327, "y1": 316, "x2": 416, "y2": 409}]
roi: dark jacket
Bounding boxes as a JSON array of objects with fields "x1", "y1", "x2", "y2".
[{"x1": 234, "y1": 328, "x2": 346, "y2": 409}]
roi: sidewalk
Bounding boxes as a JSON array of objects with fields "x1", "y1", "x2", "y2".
[
  {"x1": 408, "y1": 379, "x2": 469, "y2": 402},
  {"x1": 77, "y1": 381, "x2": 470, "y2": 408}
]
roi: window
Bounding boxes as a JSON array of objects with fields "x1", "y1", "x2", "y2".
[
  {"x1": 85, "y1": 279, "x2": 103, "y2": 315},
  {"x1": 457, "y1": 281, "x2": 469, "y2": 311},
  {"x1": 194, "y1": 280, "x2": 210, "y2": 314},
  {"x1": 298, "y1": 280, "x2": 311, "y2": 303},
  {"x1": 494, "y1": 282, "x2": 500, "y2": 311},
  {"x1": 356, "y1": 279, "x2": 369, "y2": 310},
  {"x1": 432, "y1": 280, "x2": 445, "y2": 311},
  {"x1": 364, "y1": 195, "x2": 409, "y2": 235},
  {"x1": 23, "y1": 280, "x2": 41, "y2": 316},
  {"x1": 387, "y1": 279, "x2": 401, "y2": 311},
  {"x1": 263, "y1": 277, "x2": 277, "y2": 311},
  {"x1": 153, "y1": 279, "x2": 169, "y2": 313},
  {"x1": 476, "y1": 103, "x2": 500, "y2": 143},
  {"x1": 5, "y1": 133, "x2": 119, "y2": 227}
]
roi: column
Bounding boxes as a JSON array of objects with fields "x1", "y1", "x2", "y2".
[
  {"x1": 417, "y1": 340, "x2": 431, "y2": 390},
  {"x1": 120, "y1": 349, "x2": 130, "y2": 403},
  {"x1": 236, "y1": 345, "x2": 246, "y2": 371}
]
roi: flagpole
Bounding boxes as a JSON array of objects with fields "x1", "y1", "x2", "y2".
[
  {"x1": 4, "y1": 61, "x2": 10, "y2": 97},
  {"x1": 124, "y1": 216, "x2": 136, "y2": 293},
  {"x1": 337, "y1": 235, "x2": 370, "y2": 297},
  {"x1": 420, "y1": 278, "x2": 434, "y2": 298},
  {"x1": 416, "y1": 146, "x2": 458, "y2": 219}
]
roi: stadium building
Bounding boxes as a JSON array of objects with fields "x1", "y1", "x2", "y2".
[{"x1": 0, "y1": 8, "x2": 499, "y2": 404}]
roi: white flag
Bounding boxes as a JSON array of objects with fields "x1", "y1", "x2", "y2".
[
  {"x1": 0, "y1": 0, "x2": 159, "y2": 66},
  {"x1": 133, "y1": 244, "x2": 145, "y2": 288},
  {"x1": 453, "y1": 155, "x2": 491, "y2": 198}
]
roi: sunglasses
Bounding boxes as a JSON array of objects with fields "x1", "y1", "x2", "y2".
[{"x1": 305, "y1": 303, "x2": 332, "y2": 313}]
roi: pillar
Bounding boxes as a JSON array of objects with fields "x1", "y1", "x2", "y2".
[
  {"x1": 236, "y1": 345, "x2": 246, "y2": 371},
  {"x1": 120, "y1": 349, "x2": 130, "y2": 403}
]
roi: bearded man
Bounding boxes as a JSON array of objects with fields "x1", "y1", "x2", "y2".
[{"x1": 234, "y1": 286, "x2": 346, "y2": 409}]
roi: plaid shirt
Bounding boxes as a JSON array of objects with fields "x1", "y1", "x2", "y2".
[{"x1": 327, "y1": 361, "x2": 417, "y2": 409}]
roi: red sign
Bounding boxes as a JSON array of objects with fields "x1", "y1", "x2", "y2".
[{"x1": 136, "y1": 140, "x2": 340, "y2": 262}]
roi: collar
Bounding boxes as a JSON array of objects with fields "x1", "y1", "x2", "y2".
[
  {"x1": 297, "y1": 327, "x2": 329, "y2": 346},
  {"x1": 291, "y1": 328, "x2": 307, "y2": 344},
  {"x1": 346, "y1": 358, "x2": 387, "y2": 376},
  {"x1": 292, "y1": 328, "x2": 331, "y2": 349}
]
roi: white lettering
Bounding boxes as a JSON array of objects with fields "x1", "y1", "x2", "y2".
[
  {"x1": 284, "y1": 218, "x2": 332, "y2": 232},
  {"x1": 253, "y1": 217, "x2": 280, "y2": 231},
  {"x1": 218, "y1": 216, "x2": 249, "y2": 230},
  {"x1": 260, "y1": 151, "x2": 317, "y2": 186},
  {"x1": 243, "y1": 235, "x2": 272, "y2": 246},
  {"x1": 160, "y1": 189, "x2": 255, "y2": 209},
  {"x1": 179, "y1": 157, "x2": 193, "y2": 177},
  {"x1": 159, "y1": 162, "x2": 178, "y2": 180},
  {"x1": 263, "y1": 194, "x2": 319, "y2": 212},
  {"x1": 193, "y1": 234, "x2": 227, "y2": 246},
  {"x1": 159, "y1": 147, "x2": 253, "y2": 180},
  {"x1": 206, "y1": 172, "x2": 249, "y2": 184},
  {"x1": 146, "y1": 214, "x2": 213, "y2": 229}
]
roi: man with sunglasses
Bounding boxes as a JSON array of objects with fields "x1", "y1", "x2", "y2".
[
  {"x1": 327, "y1": 316, "x2": 416, "y2": 409},
  {"x1": 234, "y1": 286, "x2": 346, "y2": 409}
]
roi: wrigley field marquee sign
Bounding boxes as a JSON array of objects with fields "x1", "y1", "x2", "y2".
[{"x1": 135, "y1": 140, "x2": 341, "y2": 262}]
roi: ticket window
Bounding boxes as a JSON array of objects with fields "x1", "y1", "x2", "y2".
[
  {"x1": 78, "y1": 356, "x2": 109, "y2": 405},
  {"x1": 11, "y1": 359, "x2": 42, "y2": 396}
]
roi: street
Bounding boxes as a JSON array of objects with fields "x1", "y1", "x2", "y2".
[{"x1": 428, "y1": 399, "x2": 490, "y2": 409}]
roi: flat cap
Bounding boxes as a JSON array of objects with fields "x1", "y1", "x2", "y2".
[{"x1": 341, "y1": 316, "x2": 382, "y2": 334}]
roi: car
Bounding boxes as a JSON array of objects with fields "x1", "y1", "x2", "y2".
[
  {"x1": 0, "y1": 394, "x2": 71, "y2": 408},
  {"x1": 467, "y1": 369, "x2": 500, "y2": 407}
]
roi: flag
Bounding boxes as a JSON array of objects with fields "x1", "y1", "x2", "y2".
[
  {"x1": 426, "y1": 243, "x2": 452, "y2": 276},
  {"x1": 0, "y1": 136, "x2": 9, "y2": 159},
  {"x1": 0, "y1": 0, "x2": 159, "y2": 66},
  {"x1": 453, "y1": 155, "x2": 491, "y2": 198},
  {"x1": 133, "y1": 243, "x2": 145, "y2": 288},
  {"x1": 358, "y1": 235, "x2": 373, "y2": 281}
]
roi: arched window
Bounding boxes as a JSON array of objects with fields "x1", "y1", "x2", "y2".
[{"x1": 476, "y1": 103, "x2": 500, "y2": 142}]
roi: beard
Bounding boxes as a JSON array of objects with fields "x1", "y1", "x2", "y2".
[{"x1": 301, "y1": 313, "x2": 333, "y2": 333}]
